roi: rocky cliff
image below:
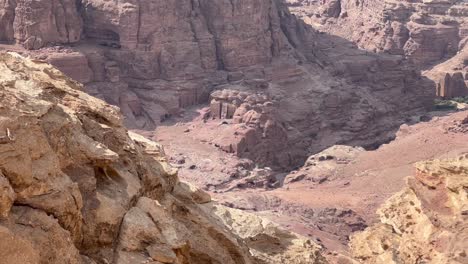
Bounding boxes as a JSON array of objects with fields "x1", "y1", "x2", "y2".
[
  {"x1": 287, "y1": 0, "x2": 468, "y2": 97},
  {"x1": 0, "y1": 52, "x2": 327, "y2": 264},
  {"x1": 350, "y1": 154, "x2": 468, "y2": 263},
  {"x1": 0, "y1": 0, "x2": 83, "y2": 49},
  {"x1": 288, "y1": 0, "x2": 467, "y2": 66},
  {"x1": 425, "y1": 43, "x2": 468, "y2": 98}
]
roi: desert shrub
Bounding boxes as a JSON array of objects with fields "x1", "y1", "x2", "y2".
[
  {"x1": 434, "y1": 99, "x2": 457, "y2": 110},
  {"x1": 451, "y1": 96, "x2": 468, "y2": 104}
]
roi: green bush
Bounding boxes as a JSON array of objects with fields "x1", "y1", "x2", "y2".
[
  {"x1": 451, "y1": 96, "x2": 468, "y2": 104},
  {"x1": 434, "y1": 99, "x2": 457, "y2": 111}
]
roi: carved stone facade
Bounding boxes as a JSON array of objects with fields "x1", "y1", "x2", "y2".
[{"x1": 436, "y1": 72, "x2": 468, "y2": 98}]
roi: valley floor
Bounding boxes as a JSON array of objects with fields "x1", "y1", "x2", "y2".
[{"x1": 152, "y1": 109, "x2": 468, "y2": 254}]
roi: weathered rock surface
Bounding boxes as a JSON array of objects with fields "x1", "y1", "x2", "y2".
[
  {"x1": 202, "y1": 204, "x2": 327, "y2": 264},
  {"x1": 435, "y1": 71, "x2": 468, "y2": 98},
  {"x1": 288, "y1": 0, "x2": 468, "y2": 66},
  {"x1": 426, "y1": 43, "x2": 468, "y2": 98},
  {"x1": 284, "y1": 145, "x2": 365, "y2": 184},
  {"x1": 0, "y1": 0, "x2": 82, "y2": 49},
  {"x1": 0, "y1": 52, "x2": 326, "y2": 264},
  {"x1": 0, "y1": 172, "x2": 15, "y2": 219},
  {"x1": 287, "y1": 0, "x2": 468, "y2": 98},
  {"x1": 207, "y1": 89, "x2": 292, "y2": 169},
  {"x1": 350, "y1": 154, "x2": 468, "y2": 264},
  {"x1": 73, "y1": 0, "x2": 293, "y2": 129}
]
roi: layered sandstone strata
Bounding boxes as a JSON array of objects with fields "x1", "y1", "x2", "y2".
[
  {"x1": 287, "y1": 0, "x2": 467, "y2": 66},
  {"x1": 350, "y1": 154, "x2": 468, "y2": 264},
  {"x1": 287, "y1": 0, "x2": 467, "y2": 98},
  {"x1": 426, "y1": 44, "x2": 468, "y2": 98},
  {"x1": 0, "y1": 0, "x2": 82, "y2": 49},
  {"x1": 75, "y1": 0, "x2": 292, "y2": 130},
  {"x1": 0, "y1": 52, "x2": 326, "y2": 264}
]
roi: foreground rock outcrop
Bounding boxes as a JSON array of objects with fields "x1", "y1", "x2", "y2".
[
  {"x1": 350, "y1": 154, "x2": 468, "y2": 263},
  {"x1": 202, "y1": 204, "x2": 327, "y2": 264},
  {"x1": 0, "y1": 52, "x2": 326, "y2": 264}
]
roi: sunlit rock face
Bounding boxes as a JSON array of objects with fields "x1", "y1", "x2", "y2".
[{"x1": 350, "y1": 154, "x2": 468, "y2": 264}]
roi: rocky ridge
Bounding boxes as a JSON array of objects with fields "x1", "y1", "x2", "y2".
[
  {"x1": 0, "y1": 52, "x2": 326, "y2": 264},
  {"x1": 0, "y1": 3, "x2": 467, "y2": 263},
  {"x1": 350, "y1": 154, "x2": 468, "y2": 263}
]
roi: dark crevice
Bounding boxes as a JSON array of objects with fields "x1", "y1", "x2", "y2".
[{"x1": 198, "y1": 1, "x2": 226, "y2": 70}]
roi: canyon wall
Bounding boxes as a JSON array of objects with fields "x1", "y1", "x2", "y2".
[
  {"x1": 288, "y1": 0, "x2": 467, "y2": 66},
  {"x1": 0, "y1": 0, "x2": 82, "y2": 48},
  {"x1": 287, "y1": 0, "x2": 468, "y2": 97},
  {"x1": 1, "y1": 0, "x2": 435, "y2": 169}
]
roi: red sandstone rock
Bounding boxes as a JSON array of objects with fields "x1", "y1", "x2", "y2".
[
  {"x1": 0, "y1": 0, "x2": 82, "y2": 49},
  {"x1": 287, "y1": 0, "x2": 467, "y2": 67},
  {"x1": 436, "y1": 72, "x2": 468, "y2": 98},
  {"x1": 45, "y1": 51, "x2": 93, "y2": 84},
  {"x1": 1, "y1": 0, "x2": 434, "y2": 139}
]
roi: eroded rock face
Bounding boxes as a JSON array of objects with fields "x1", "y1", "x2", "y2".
[
  {"x1": 203, "y1": 204, "x2": 327, "y2": 264},
  {"x1": 208, "y1": 89, "x2": 292, "y2": 169},
  {"x1": 436, "y1": 71, "x2": 468, "y2": 98},
  {"x1": 67, "y1": 0, "x2": 290, "y2": 130},
  {"x1": 0, "y1": 52, "x2": 326, "y2": 264},
  {"x1": 0, "y1": 172, "x2": 15, "y2": 219},
  {"x1": 287, "y1": 0, "x2": 468, "y2": 99},
  {"x1": 81, "y1": 0, "x2": 277, "y2": 69},
  {"x1": 287, "y1": 0, "x2": 467, "y2": 67},
  {"x1": 427, "y1": 43, "x2": 468, "y2": 98},
  {"x1": 350, "y1": 154, "x2": 468, "y2": 264},
  {"x1": 0, "y1": 0, "x2": 83, "y2": 49},
  {"x1": 284, "y1": 145, "x2": 365, "y2": 184}
]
